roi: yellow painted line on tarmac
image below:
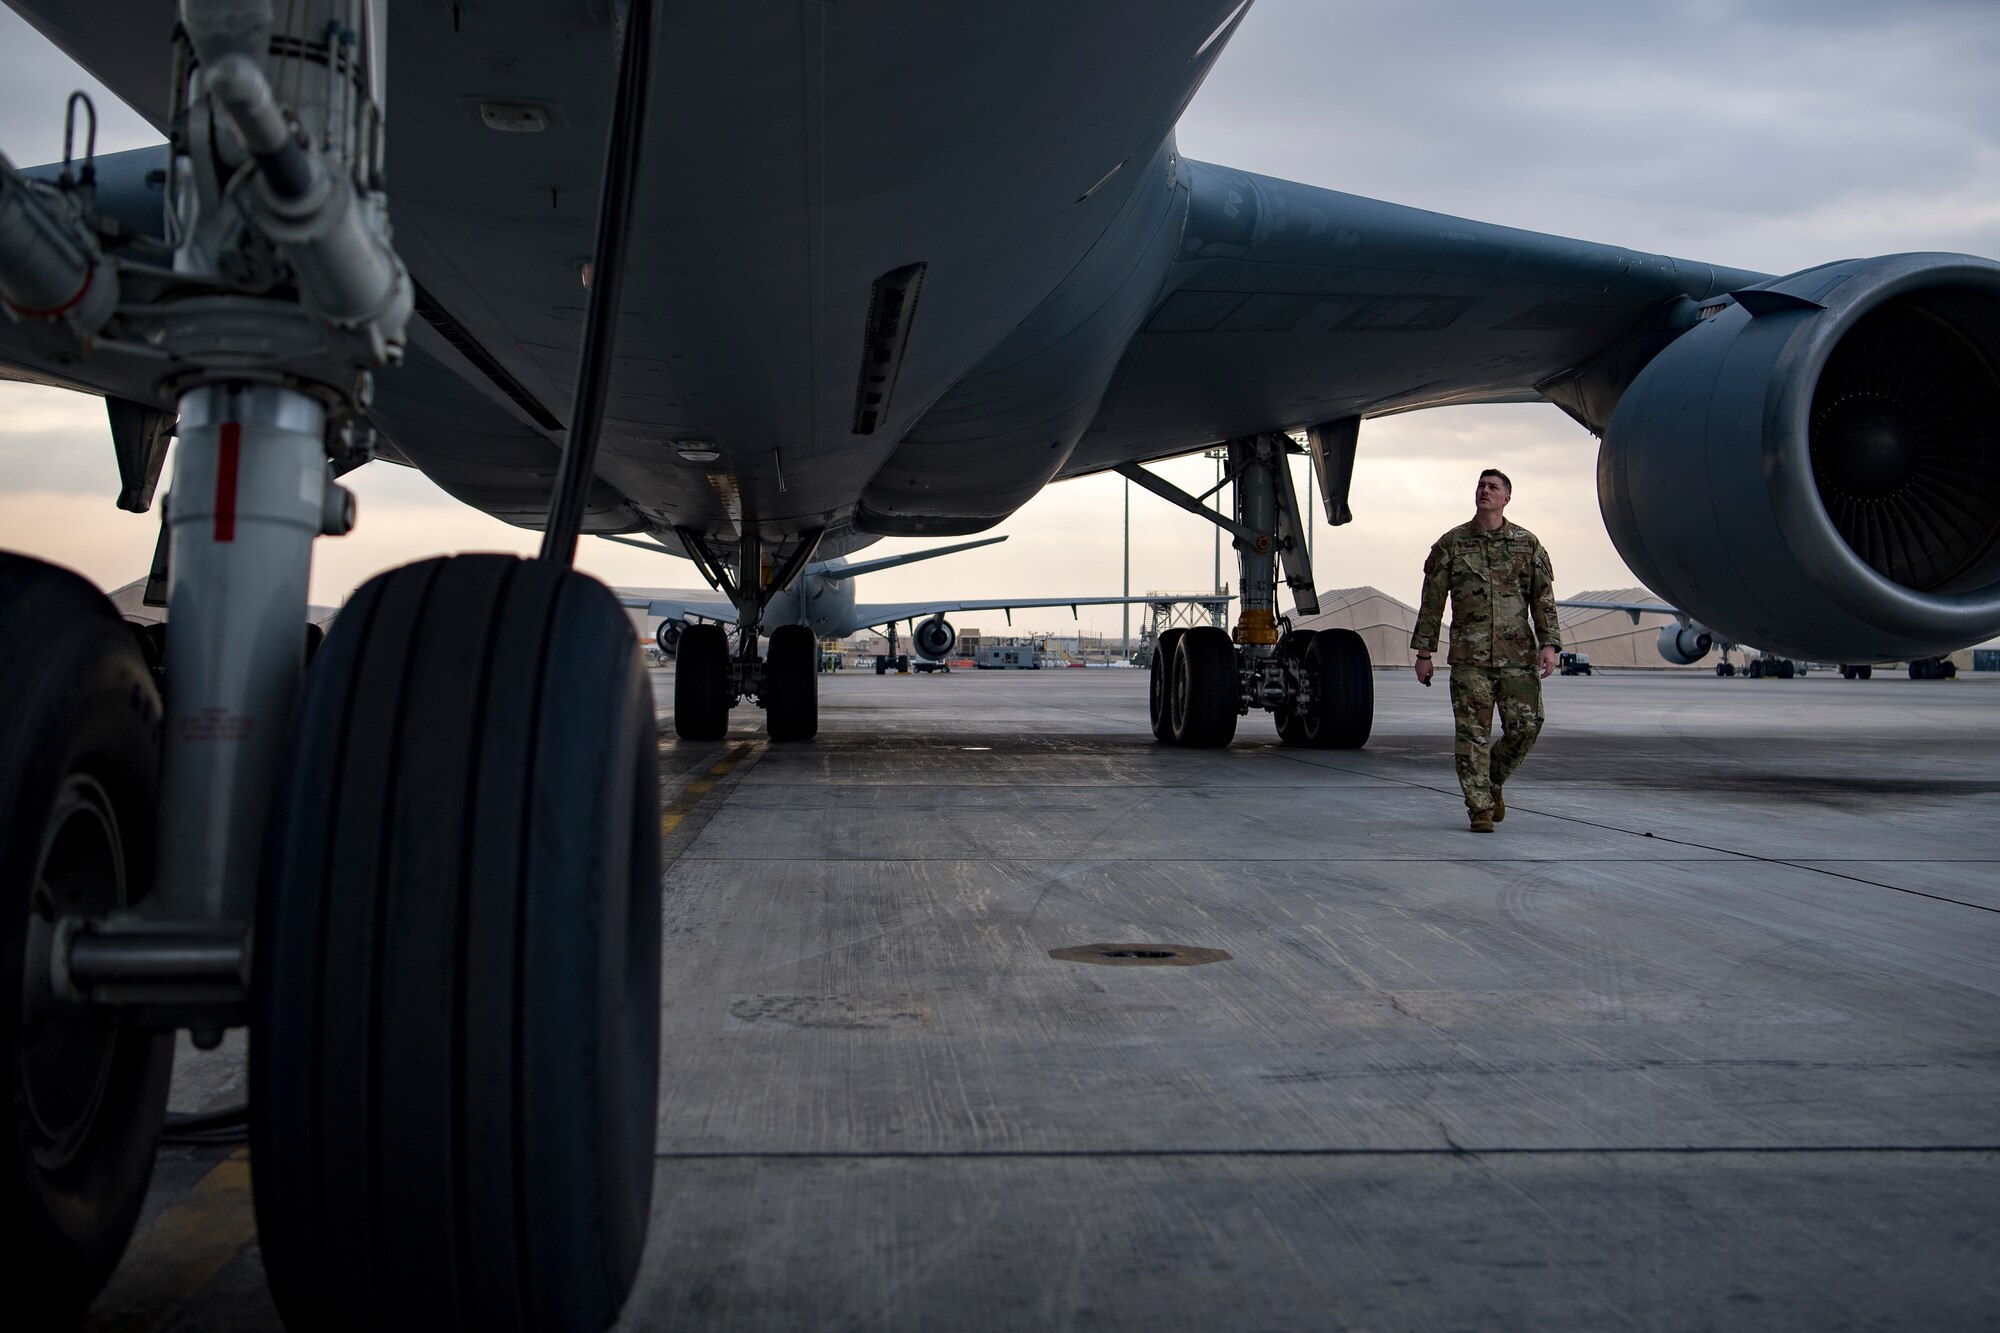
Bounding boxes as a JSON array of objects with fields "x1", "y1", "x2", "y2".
[
  {"x1": 660, "y1": 743, "x2": 751, "y2": 835},
  {"x1": 92, "y1": 1146, "x2": 257, "y2": 1324}
]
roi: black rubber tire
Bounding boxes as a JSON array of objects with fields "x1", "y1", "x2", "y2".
[
  {"x1": 1303, "y1": 627, "x2": 1373, "y2": 749},
  {"x1": 1779, "y1": 659, "x2": 1796, "y2": 680},
  {"x1": 1860, "y1": 665, "x2": 1872, "y2": 680},
  {"x1": 1149, "y1": 628, "x2": 1188, "y2": 743},
  {"x1": 1171, "y1": 626, "x2": 1239, "y2": 748},
  {"x1": 253, "y1": 555, "x2": 661, "y2": 1333},
  {"x1": 875, "y1": 659, "x2": 886, "y2": 675},
  {"x1": 0, "y1": 554, "x2": 173, "y2": 1329},
  {"x1": 1273, "y1": 630, "x2": 1317, "y2": 745},
  {"x1": 674, "y1": 622, "x2": 732, "y2": 741},
  {"x1": 764, "y1": 623, "x2": 819, "y2": 742}
]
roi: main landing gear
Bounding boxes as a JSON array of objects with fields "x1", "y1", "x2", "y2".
[
  {"x1": 668, "y1": 528, "x2": 826, "y2": 742},
  {"x1": 1126, "y1": 430, "x2": 1373, "y2": 750}
]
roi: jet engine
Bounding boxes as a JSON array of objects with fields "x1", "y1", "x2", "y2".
[
  {"x1": 913, "y1": 616, "x2": 956, "y2": 660},
  {"x1": 1599, "y1": 253, "x2": 2000, "y2": 662},
  {"x1": 655, "y1": 617, "x2": 685, "y2": 657},
  {"x1": 1655, "y1": 624, "x2": 1713, "y2": 665}
]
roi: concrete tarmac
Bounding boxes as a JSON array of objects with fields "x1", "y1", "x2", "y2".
[{"x1": 90, "y1": 667, "x2": 2000, "y2": 1330}]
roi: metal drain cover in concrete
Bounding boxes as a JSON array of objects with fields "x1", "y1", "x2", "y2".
[{"x1": 1048, "y1": 943, "x2": 1231, "y2": 967}]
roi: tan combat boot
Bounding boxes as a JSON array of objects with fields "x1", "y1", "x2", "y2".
[
  {"x1": 1468, "y1": 813, "x2": 1495, "y2": 833},
  {"x1": 1492, "y1": 787, "x2": 1506, "y2": 822}
]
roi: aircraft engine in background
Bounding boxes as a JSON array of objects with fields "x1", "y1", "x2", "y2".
[
  {"x1": 655, "y1": 617, "x2": 686, "y2": 657},
  {"x1": 1656, "y1": 624, "x2": 1714, "y2": 665},
  {"x1": 913, "y1": 616, "x2": 957, "y2": 661},
  {"x1": 1598, "y1": 252, "x2": 2000, "y2": 663}
]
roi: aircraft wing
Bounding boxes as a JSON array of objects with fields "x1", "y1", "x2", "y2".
[
  {"x1": 618, "y1": 595, "x2": 738, "y2": 625},
  {"x1": 1557, "y1": 598, "x2": 1681, "y2": 617},
  {"x1": 1067, "y1": 158, "x2": 1769, "y2": 474},
  {"x1": 846, "y1": 594, "x2": 1227, "y2": 634}
]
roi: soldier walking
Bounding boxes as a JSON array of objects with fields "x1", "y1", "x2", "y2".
[{"x1": 1411, "y1": 469, "x2": 1562, "y2": 832}]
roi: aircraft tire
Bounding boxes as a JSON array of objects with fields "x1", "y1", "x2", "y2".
[
  {"x1": 675, "y1": 623, "x2": 732, "y2": 740},
  {"x1": 0, "y1": 554, "x2": 173, "y2": 1329},
  {"x1": 1303, "y1": 628, "x2": 1373, "y2": 749},
  {"x1": 1171, "y1": 626, "x2": 1238, "y2": 748},
  {"x1": 253, "y1": 555, "x2": 661, "y2": 1333},
  {"x1": 1149, "y1": 628, "x2": 1187, "y2": 742},
  {"x1": 764, "y1": 624, "x2": 818, "y2": 742},
  {"x1": 1273, "y1": 629, "x2": 1316, "y2": 745}
]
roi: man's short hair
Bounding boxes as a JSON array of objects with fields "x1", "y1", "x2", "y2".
[{"x1": 1479, "y1": 467, "x2": 1512, "y2": 493}]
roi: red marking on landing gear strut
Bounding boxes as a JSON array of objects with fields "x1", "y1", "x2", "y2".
[{"x1": 214, "y1": 423, "x2": 241, "y2": 541}]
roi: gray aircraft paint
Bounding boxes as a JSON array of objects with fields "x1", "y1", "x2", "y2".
[{"x1": 1, "y1": 1, "x2": 1756, "y2": 562}]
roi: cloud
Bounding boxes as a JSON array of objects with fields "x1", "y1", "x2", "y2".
[
  {"x1": 0, "y1": 10, "x2": 162, "y2": 164},
  {"x1": 0, "y1": 382, "x2": 136, "y2": 495},
  {"x1": 1180, "y1": 0, "x2": 2000, "y2": 269}
]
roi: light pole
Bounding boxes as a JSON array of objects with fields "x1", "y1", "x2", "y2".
[{"x1": 1121, "y1": 476, "x2": 1130, "y2": 659}]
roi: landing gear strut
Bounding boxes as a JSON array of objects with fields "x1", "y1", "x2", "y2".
[
  {"x1": 1121, "y1": 431, "x2": 1373, "y2": 749},
  {"x1": 668, "y1": 526, "x2": 826, "y2": 741}
]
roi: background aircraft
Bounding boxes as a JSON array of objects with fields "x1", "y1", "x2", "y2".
[
  {"x1": 1558, "y1": 596, "x2": 1966, "y2": 678},
  {"x1": 609, "y1": 534, "x2": 1228, "y2": 669}
]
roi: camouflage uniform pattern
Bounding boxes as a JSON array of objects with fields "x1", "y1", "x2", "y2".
[
  {"x1": 1411, "y1": 521, "x2": 1562, "y2": 815},
  {"x1": 1450, "y1": 667, "x2": 1544, "y2": 814}
]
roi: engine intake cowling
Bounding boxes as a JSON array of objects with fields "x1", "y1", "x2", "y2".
[
  {"x1": 1599, "y1": 253, "x2": 2000, "y2": 662},
  {"x1": 1656, "y1": 624, "x2": 1713, "y2": 665},
  {"x1": 913, "y1": 616, "x2": 956, "y2": 660}
]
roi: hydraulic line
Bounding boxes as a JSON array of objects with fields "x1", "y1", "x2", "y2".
[{"x1": 541, "y1": 0, "x2": 657, "y2": 564}]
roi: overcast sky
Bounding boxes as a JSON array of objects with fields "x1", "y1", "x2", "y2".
[{"x1": 3, "y1": 0, "x2": 1996, "y2": 638}]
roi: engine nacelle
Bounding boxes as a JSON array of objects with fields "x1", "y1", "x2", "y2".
[
  {"x1": 913, "y1": 616, "x2": 956, "y2": 660},
  {"x1": 654, "y1": 617, "x2": 685, "y2": 657},
  {"x1": 1655, "y1": 623, "x2": 1713, "y2": 665},
  {"x1": 1599, "y1": 253, "x2": 2000, "y2": 663}
]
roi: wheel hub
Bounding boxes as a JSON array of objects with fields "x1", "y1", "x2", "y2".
[{"x1": 21, "y1": 775, "x2": 126, "y2": 1170}]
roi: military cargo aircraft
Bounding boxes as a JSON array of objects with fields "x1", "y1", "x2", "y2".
[
  {"x1": 613, "y1": 532, "x2": 1228, "y2": 725},
  {"x1": 1, "y1": 2, "x2": 1996, "y2": 1328},
  {"x1": 1558, "y1": 595, "x2": 1969, "y2": 678}
]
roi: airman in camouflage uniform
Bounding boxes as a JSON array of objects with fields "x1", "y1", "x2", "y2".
[{"x1": 1411, "y1": 469, "x2": 1561, "y2": 831}]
